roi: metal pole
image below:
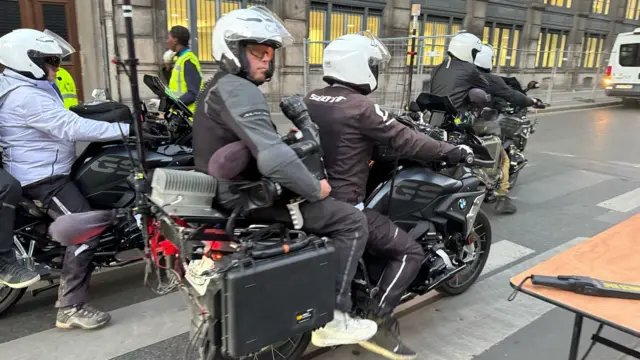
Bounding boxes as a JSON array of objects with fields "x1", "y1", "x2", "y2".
[
  {"x1": 545, "y1": 49, "x2": 560, "y2": 105},
  {"x1": 404, "y1": 4, "x2": 421, "y2": 109},
  {"x1": 589, "y1": 52, "x2": 603, "y2": 102},
  {"x1": 303, "y1": 38, "x2": 308, "y2": 93},
  {"x1": 121, "y1": 0, "x2": 145, "y2": 170}
]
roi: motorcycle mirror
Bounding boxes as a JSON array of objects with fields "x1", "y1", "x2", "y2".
[
  {"x1": 91, "y1": 88, "x2": 109, "y2": 101},
  {"x1": 527, "y1": 81, "x2": 540, "y2": 90}
]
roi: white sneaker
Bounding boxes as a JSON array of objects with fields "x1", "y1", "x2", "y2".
[{"x1": 311, "y1": 310, "x2": 378, "y2": 347}]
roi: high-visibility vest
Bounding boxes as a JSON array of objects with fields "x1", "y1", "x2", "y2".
[
  {"x1": 168, "y1": 49, "x2": 203, "y2": 114},
  {"x1": 55, "y1": 67, "x2": 78, "y2": 109}
]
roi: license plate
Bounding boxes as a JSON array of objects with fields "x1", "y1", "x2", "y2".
[{"x1": 616, "y1": 84, "x2": 633, "y2": 89}]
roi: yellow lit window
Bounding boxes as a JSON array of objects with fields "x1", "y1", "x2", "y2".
[
  {"x1": 167, "y1": 0, "x2": 189, "y2": 29},
  {"x1": 592, "y1": 0, "x2": 610, "y2": 15},
  {"x1": 544, "y1": 0, "x2": 572, "y2": 8},
  {"x1": 536, "y1": 31, "x2": 568, "y2": 68},
  {"x1": 484, "y1": 25, "x2": 519, "y2": 68},
  {"x1": 582, "y1": 36, "x2": 605, "y2": 68},
  {"x1": 627, "y1": 0, "x2": 640, "y2": 20},
  {"x1": 409, "y1": 20, "x2": 461, "y2": 66},
  {"x1": 307, "y1": 5, "x2": 381, "y2": 65}
]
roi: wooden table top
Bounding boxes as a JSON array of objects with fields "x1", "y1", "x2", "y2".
[{"x1": 510, "y1": 213, "x2": 640, "y2": 337}]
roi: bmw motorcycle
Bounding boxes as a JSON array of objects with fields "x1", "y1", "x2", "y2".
[
  {"x1": 130, "y1": 106, "x2": 495, "y2": 359},
  {"x1": 0, "y1": 75, "x2": 194, "y2": 316}
]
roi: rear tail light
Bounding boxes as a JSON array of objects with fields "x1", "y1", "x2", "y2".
[{"x1": 605, "y1": 65, "x2": 612, "y2": 78}]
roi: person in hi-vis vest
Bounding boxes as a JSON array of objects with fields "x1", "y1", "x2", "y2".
[
  {"x1": 55, "y1": 67, "x2": 78, "y2": 109},
  {"x1": 165, "y1": 25, "x2": 203, "y2": 115}
]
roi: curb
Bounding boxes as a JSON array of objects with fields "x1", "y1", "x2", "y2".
[{"x1": 537, "y1": 100, "x2": 622, "y2": 114}]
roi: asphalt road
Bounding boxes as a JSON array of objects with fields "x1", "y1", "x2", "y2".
[{"x1": 4, "y1": 103, "x2": 640, "y2": 360}]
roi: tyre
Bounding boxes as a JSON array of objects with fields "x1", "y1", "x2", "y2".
[
  {"x1": 0, "y1": 286, "x2": 26, "y2": 316},
  {"x1": 438, "y1": 209, "x2": 492, "y2": 296}
]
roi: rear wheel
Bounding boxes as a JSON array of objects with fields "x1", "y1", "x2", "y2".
[{"x1": 438, "y1": 209, "x2": 492, "y2": 296}]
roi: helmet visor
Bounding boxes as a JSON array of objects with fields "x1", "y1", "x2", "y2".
[
  {"x1": 223, "y1": 6, "x2": 294, "y2": 48},
  {"x1": 359, "y1": 30, "x2": 391, "y2": 65},
  {"x1": 43, "y1": 29, "x2": 76, "y2": 58}
]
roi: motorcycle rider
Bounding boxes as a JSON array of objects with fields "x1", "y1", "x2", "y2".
[
  {"x1": 192, "y1": 6, "x2": 377, "y2": 347},
  {"x1": 0, "y1": 169, "x2": 40, "y2": 289},
  {"x1": 0, "y1": 28, "x2": 141, "y2": 329},
  {"x1": 429, "y1": 32, "x2": 518, "y2": 214},
  {"x1": 474, "y1": 44, "x2": 545, "y2": 213},
  {"x1": 304, "y1": 32, "x2": 474, "y2": 360},
  {"x1": 474, "y1": 44, "x2": 541, "y2": 109}
]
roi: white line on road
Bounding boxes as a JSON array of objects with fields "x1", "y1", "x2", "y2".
[
  {"x1": 597, "y1": 186, "x2": 640, "y2": 213},
  {"x1": 540, "y1": 151, "x2": 577, "y2": 157},
  {"x1": 1, "y1": 292, "x2": 191, "y2": 360},
  {"x1": 608, "y1": 160, "x2": 640, "y2": 169},
  {"x1": 314, "y1": 237, "x2": 590, "y2": 360}
]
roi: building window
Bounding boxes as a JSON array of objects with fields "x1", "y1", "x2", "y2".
[
  {"x1": 166, "y1": 0, "x2": 270, "y2": 62},
  {"x1": 592, "y1": 0, "x2": 610, "y2": 14},
  {"x1": 581, "y1": 34, "x2": 605, "y2": 68},
  {"x1": 543, "y1": 0, "x2": 573, "y2": 8},
  {"x1": 626, "y1": 0, "x2": 640, "y2": 20},
  {"x1": 535, "y1": 29, "x2": 569, "y2": 68},
  {"x1": 408, "y1": 17, "x2": 462, "y2": 66},
  {"x1": 483, "y1": 23, "x2": 521, "y2": 68},
  {"x1": 308, "y1": 2, "x2": 383, "y2": 65}
]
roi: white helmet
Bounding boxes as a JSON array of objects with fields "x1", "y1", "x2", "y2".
[
  {"x1": 322, "y1": 31, "x2": 391, "y2": 95},
  {"x1": 474, "y1": 44, "x2": 494, "y2": 71},
  {"x1": 0, "y1": 29, "x2": 75, "y2": 80},
  {"x1": 212, "y1": 6, "x2": 293, "y2": 83},
  {"x1": 447, "y1": 31, "x2": 483, "y2": 63}
]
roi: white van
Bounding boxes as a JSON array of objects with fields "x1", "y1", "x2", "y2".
[{"x1": 604, "y1": 28, "x2": 640, "y2": 104}]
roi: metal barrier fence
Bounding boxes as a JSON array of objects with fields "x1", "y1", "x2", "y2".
[{"x1": 302, "y1": 35, "x2": 612, "y2": 112}]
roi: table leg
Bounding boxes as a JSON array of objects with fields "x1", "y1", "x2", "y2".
[{"x1": 569, "y1": 314, "x2": 584, "y2": 360}]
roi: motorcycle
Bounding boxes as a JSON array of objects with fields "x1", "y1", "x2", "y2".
[
  {"x1": 494, "y1": 79, "x2": 543, "y2": 189},
  {"x1": 410, "y1": 81, "x2": 545, "y2": 203},
  {"x1": 127, "y1": 107, "x2": 495, "y2": 359},
  {"x1": 0, "y1": 75, "x2": 194, "y2": 316}
]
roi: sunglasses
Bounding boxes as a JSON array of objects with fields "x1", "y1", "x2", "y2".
[{"x1": 246, "y1": 44, "x2": 274, "y2": 61}]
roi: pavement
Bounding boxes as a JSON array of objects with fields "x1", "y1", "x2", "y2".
[{"x1": 5, "y1": 99, "x2": 640, "y2": 360}]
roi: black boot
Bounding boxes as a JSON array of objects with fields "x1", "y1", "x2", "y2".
[
  {"x1": 495, "y1": 195, "x2": 517, "y2": 214},
  {"x1": 0, "y1": 255, "x2": 40, "y2": 289},
  {"x1": 359, "y1": 316, "x2": 417, "y2": 360}
]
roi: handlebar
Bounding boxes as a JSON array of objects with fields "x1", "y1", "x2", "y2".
[{"x1": 463, "y1": 154, "x2": 494, "y2": 168}]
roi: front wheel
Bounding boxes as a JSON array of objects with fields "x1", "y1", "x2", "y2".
[{"x1": 438, "y1": 209, "x2": 492, "y2": 296}]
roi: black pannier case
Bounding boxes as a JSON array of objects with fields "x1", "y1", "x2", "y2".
[
  {"x1": 70, "y1": 101, "x2": 134, "y2": 124},
  {"x1": 221, "y1": 238, "x2": 337, "y2": 357}
]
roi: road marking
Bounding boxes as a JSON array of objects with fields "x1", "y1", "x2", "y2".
[
  {"x1": 540, "y1": 151, "x2": 576, "y2": 158},
  {"x1": 313, "y1": 237, "x2": 590, "y2": 360},
  {"x1": 511, "y1": 170, "x2": 613, "y2": 204},
  {"x1": 481, "y1": 240, "x2": 535, "y2": 274},
  {"x1": 597, "y1": 186, "x2": 640, "y2": 213},
  {"x1": 608, "y1": 161, "x2": 640, "y2": 169},
  {"x1": 537, "y1": 104, "x2": 622, "y2": 117},
  {"x1": 0, "y1": 291, "x2": 191, "y2": 360}
]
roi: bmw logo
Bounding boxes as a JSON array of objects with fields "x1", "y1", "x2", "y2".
[{"x1": 458, "y1": 199, "x2": 467, "y2": 210}]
